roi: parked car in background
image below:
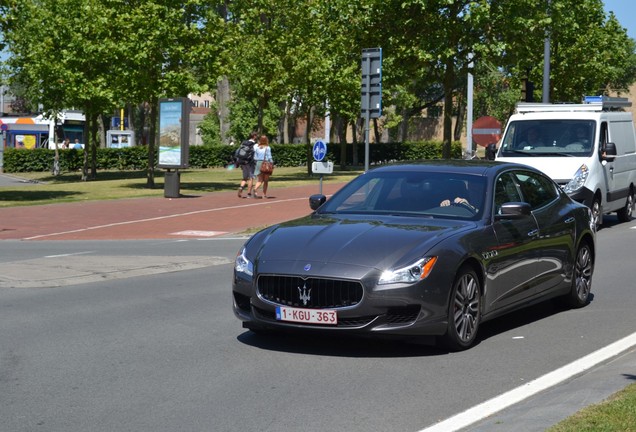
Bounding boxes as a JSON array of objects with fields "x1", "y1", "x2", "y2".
[{"x1": 232, "y1": 160, "x2": 595, "y2": 350}]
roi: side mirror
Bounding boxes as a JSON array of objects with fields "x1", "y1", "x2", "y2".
[
  {"x1": 309, "y1": 194, "x2": 327, "y2": 210},
  {"x1": 495, "y1": 202, "x2": 532, "y2": 220},
  {"x1": 602, "y1": 142, "x2": 617, "y2": 161},
  {"x1": 485, "y1": 143, "x2": 497, "y2": 160}
]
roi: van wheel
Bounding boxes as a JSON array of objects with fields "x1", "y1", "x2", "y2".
[
  {"x1": 617, "y1": 189, "x2": 634, "y2": 222},
  {"x1": 591, "y1": 196, "x2": 602, "y2": 228}
]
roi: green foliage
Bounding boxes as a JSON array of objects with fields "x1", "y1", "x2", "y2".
[
  {"x1": 227, "y1": 96, "x2": 281, "y2": 141},
  {"x1": 198, "y1": 108, "x2": 222, "y2": 146},
  {"x1": 473, "y1": 61, "x2": 520, "y2": 126},
  {"x1": 1, "y1": 0, "x2": 635, "y2": 167},
  {"x1": 2, "y1": 141, "x2": 459, "y2": 173}
]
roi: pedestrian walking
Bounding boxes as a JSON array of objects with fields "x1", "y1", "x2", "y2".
[
  {"x1": 252, "y1": 135, "x2": 274, "y2": 199},
  {"x1": 235, "y1": 132, "x2": 257, "y2": 198}
]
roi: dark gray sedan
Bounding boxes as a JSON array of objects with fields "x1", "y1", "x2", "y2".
[{"x1": 232, "y1": 160, "x2": 595, "y2": 350}]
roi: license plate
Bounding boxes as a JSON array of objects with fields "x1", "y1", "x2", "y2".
[{"x1": 275, "y1": 306, "x2": 338, "y2": 325}]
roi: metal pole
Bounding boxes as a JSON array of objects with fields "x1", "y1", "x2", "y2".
[
  {"x1": 466, "y1": 54, "x2": 474, "y2": 158},
  {"x1": 543, "y1": 0, "x2": 551, "y2": 103},
  {"x1": 324, "y1": 100, "x2": 330, "y2": 144},
  {"x1": 364, "y1": 112, "x2": 370, "y2": 172}
]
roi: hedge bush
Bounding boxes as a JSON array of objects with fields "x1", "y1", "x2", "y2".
[{"x1": 1, "y1": 141, "x2": 464, "y2": 173}]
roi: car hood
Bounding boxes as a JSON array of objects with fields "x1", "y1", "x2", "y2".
[
  {"x1": 250, "y1": 214, "x2": 475, "y2": 273},
  {"x1": 496, "y1": 156, "x2": 586, "y2": 181}
]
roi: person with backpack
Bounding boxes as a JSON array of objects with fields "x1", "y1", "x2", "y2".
[{"x1": 236, "y1": 132, "x2": 258, "y2": 198}]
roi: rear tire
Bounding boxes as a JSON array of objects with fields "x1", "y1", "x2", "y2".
[
  {"x1": 564, "y1": 242, "x2": 593, "y2": 308},
  {"x1": 442, "y1": 267, "x2": 481, "y2": 351},
  {"x1": 617, "y1": 189, "x2": 634, "y2": 222}
]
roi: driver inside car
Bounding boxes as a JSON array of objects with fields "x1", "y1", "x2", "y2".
[
  {"x1": 440, "y1": 197, "x2": 472, "y2": 207},
  {"x1": 439, "y1": 179, "x2": 476, "y2": 211}
]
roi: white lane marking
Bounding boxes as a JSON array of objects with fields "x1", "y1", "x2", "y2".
[
  {"x1": 170, "y1": 230, "x2": 227, "y2": 237},
  {"x1": 45, "y1": 251, "x2": 95, "y2": 258},
  {"x1": 23, "y1": 197, "x2": 307, "y2": 240},
  {"x1": 419, "y1": 331, "x2": 636, "y2": 432}
]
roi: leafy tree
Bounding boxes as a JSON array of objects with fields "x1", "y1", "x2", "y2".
[
  {"x1": 1, "y1": 0, "x2": 122, "y2": 179},
  {"x1": 116, "y1": 0, "x2": 220, "y2": 187},
  {"x1": 198, "y1": 107, "x2": 222, "y2": 145}
]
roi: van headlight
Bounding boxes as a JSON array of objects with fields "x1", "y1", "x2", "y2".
[{"x1": 564, "y1": 164, "x2": 589, "y2": 194}]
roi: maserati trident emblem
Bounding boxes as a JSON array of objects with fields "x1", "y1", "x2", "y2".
[{"x1": 298, "y1": 283, "x2": 311, "y2": 306}]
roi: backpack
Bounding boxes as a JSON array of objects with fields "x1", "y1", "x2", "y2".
[{"x1": 234, "y1": 140, "x2": 254, "y2": 165}]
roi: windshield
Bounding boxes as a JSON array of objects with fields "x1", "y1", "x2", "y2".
[
  {"x1": 317, "y1": 170, "x2": 486, "y2": 220},
  {"x1": 499, "y1": 120, "x2": 596, "y2": 157}
]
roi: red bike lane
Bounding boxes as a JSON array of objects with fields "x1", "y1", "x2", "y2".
[{"x1": 0, "y1": 183, "x2": 346, "y2": 241}]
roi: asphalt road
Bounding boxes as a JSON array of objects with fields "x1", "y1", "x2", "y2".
[{"x1": 1, "y1": 216, "x2": 636, "y2": 432}]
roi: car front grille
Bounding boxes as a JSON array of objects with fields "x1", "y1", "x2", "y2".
[{"x1": 257, "y1": 275, "x2": 363, "y2": 309}]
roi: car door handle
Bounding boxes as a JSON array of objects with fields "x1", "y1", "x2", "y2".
[
  {"x1": 527, "y1": 228, "x2": 539, "y2": 237},
  {"x1": 565, "y1": 217, "x2": 575, "y2": 223}
]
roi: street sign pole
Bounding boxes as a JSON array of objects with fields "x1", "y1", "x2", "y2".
[
  {"x1": 312, "y1": 141, "x2": 330, "y2": 194},
  {"x1": 361, "y1": 48, "x2": 382, "y2": 172}
]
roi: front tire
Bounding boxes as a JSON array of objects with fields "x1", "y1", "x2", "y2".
[
  {"x1": 591, "y1": 196, "x2": 602, "y2": 229},
  {"x1": 564, "y1": 242, "x2": 594, "y2": 308},
  {"x1": 617, "y1": 189, "x2": 634, "y2": 222},
  {"x1": 442, "y1": 267, "x2": 481, "y2": 351}
]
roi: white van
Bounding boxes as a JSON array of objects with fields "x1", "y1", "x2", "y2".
[{"x1": 496, "y1": 96, "x2": 636, "y2": 227}]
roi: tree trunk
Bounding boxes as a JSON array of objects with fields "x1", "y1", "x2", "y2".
[
  {"x1": 146, "y1": 98, "x2": 157, "y2": 188},
  {"x1": 305, "y1": 106, "x2": 314, "y2": 176},
  {"x1": 373, "y1": 118, "x2": 380, "y2": 143},
  {"x1": 81, "y1": 104, "x2": 90, "y2": 181},
  {"x1": 442, "y1": 59, "x2": 455, "y2": 159},
  {"x1": 216, "y1": 77, "x2": 231, "y2": 144},
  {"x1": 278, "y1": 100, "x2": 288, "y2": 144},
  {"x1": 351, "y1": 120, "x2": 358, "y2": 166},
  {"x1": 399, "y1": 107, "x2": 409, "y2": 142},
  {"x1": 454, "y1": 89, "x2": 465, "y2": 143},
  {"x1": 90, "y1": 112, "x2": 98, "y2": 180}
]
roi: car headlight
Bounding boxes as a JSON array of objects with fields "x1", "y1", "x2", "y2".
[
  {"x1": 234, "y1": 247, "x2": 254, "y2": 278},
  {"x1": 378, "y1": 257, "x2": 437, "y2": 285},
  {"x1": 564, "y1": 164, "x2": 589, "y2": 194}
]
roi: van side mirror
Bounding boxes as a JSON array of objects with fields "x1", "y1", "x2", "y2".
[{"x1": 603, "y1": 142, "x2": 617, "y2": 161}]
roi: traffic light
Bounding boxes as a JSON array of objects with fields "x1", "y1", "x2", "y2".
[{"x1": 521, "y1": 79, "x2": 535, "y2": 102}]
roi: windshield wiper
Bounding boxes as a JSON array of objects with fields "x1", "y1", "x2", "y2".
[
  {"x1": 534, "y1": 151, "x2": 575, "y2": 157},
  {"x1": 506, "y1": 149, "x2": 573, "y2": 157}
]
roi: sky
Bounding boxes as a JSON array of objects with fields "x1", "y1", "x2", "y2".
[{"x1": 603, "y1": 0, "x2": 636, "y2": 40}]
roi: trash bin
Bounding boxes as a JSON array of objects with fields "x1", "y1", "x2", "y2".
[{"x1": 164, "y1": 170, "x2": 180, "y2": 198}]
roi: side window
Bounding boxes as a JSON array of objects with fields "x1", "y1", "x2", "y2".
[
  {"x1": 512, "y1": 171, "x2": 558, "y2": 210},
  {"x1": 494, "y1": 173, "x2": 522, "y2": 213},
  {"x1": 599, "y1": 121, "x2": 608, "y2": 158}
]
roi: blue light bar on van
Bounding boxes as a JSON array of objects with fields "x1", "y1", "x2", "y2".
[
  {"x1": 583, "y1": 95, "x2": 631, "y2": 108},
  {"x1": 583, "y1": 96, "x2": 603, "y2": 104}
]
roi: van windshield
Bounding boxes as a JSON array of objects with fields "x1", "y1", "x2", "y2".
[{"x1": 499, "y1": 120, "x2": 596, "y2": 157}]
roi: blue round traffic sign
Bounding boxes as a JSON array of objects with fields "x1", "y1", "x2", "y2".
[{"x1": 313, "y1": 140, "x2": 327, "y2": 162}]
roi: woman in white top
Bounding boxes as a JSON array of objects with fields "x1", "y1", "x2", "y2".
[{"x1": 252, "y1": 135, "x2": 274, "y2": 198}]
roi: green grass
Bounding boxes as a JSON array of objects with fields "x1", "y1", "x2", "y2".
[
  {"x1": 547, "y1": 382, "x2": 636, "y2": 431},
  {"x1": 0, "y1": 166, "x2": 362, "y2": 207}
]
